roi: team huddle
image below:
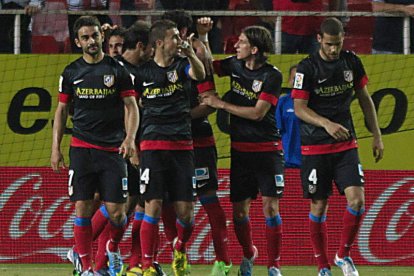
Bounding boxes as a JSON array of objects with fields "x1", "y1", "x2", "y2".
[{"x1": 50, "y1": 11, "x2": 384, "y2": 276}]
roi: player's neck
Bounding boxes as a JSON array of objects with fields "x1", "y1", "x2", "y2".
[
  {"x1": 154, "y1": 51, "x2": 174, "y2": 68},
  {"x1": 245, "y1": 57, "x2": 264, "y2": 71},
  {"x1": 123, "y1": 50, "x2": 139, "y2": 66},
  {"x1": 83, "y1": 51, "x2": 104, "y2": 64}
]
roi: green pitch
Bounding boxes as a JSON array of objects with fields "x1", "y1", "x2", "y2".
[{"x1": 0, "y1": 264, "x2": 413, "y2": 276}]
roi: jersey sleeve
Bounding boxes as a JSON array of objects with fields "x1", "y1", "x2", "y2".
[
  {"x1": 275, "y1": 96, "x2": 284, "y2": 131},
  {"x1": 291, "y1": 62, "x2": 312, "y2": 100},
  {"x1": 213, "y1": 56, "x2": 234, "y2": 77},
  {"x1": 258, "y1": 69, "x2": 282, "y2": 106},
  {"x1": 58, "y1": 67, "x2": 73, "y2": 103},
  {"x1": 117, "y1": 64, "x2": 136, "y2": 98},
  {"x1": 196, "y1": 73, "x2": 216, "y2": 94},
  {"x1": 352, "y1": 54, "x2": 369, "y2": 90}
]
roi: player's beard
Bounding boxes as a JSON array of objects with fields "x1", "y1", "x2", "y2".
[{"x1": 85, "y1": 43, "x2": 101, "y2": 57}]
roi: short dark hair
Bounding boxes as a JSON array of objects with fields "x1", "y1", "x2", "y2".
[
  {"x1": 73, "y1": 16, "x2": 101, "y2": 39},
  {"x1": 108, "y1": 26, "x2": 126, "y2": 40},
  {"x1": 123, "y1": 21, "x2": 150, "y2": 50},
  {"x1": 242, "y1": 26, "x2": 274, "y2": 62},
  {"x1": 149, "y1": 20, "x2": 177, "y2": 47},
  {"x1": 320, "y1": 17, "x2": 344, "y2": 36},
  {"x1": 161, "y1": 10, "x2": 193, "y2": 31}
]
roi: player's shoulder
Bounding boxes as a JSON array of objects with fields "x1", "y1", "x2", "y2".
[
  {"x1": 340, "y1": 50, "x2": 362, "y2": 63},
  {"x1": 264, "y1": 62, "x2": 282, "y2": 76}
]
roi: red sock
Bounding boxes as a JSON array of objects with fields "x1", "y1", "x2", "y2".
[
  {"x1": 162, "y1": 202, "x2": 177, "y2": 244},
  {"x1": 338, "y1": 207, "x2": 364, "y2": 258},
  {"x1": 107, "y1": 216, "x2": 127, "y2": 252},
  {"x1": 92, "y1": 205, "x2": 109, "y2": 241},
  {"x1": 200, "y1": 196, "x2": 230, "y2": 264},
  {"x1": 154, "y1": 224, "x2": 160, "y2": 261},
  {"x1": 129, "y1": 212, "x2": 144, "y2": 267},
  {"x1": 174, "y1": 219, "x2": 194, "y2": 252},
  {"x1": 95, "y1": 223, "x2": 110, "y2": 270},
  {"x1": 265, "y1": 215, "x2": 282, "y2": 268},
  {"x1": 74, "y1": 217, "x2": 93, "y2": 271},
  {"x1": 140, "y1": 215, "x2": 160, "y2": 269},
  {"x1": 233, "y1": 216, "x2": 254, "y2": 259},
  {"x1": 309, "y1": 214, "x2": 330, "y2": 270}
]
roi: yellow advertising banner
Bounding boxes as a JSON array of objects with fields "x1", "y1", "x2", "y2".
[{"x1": 0, "y1": 54, "x2": 413, "y2": 169}]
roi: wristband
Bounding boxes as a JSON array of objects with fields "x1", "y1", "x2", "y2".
[{"x1": 199, "y1": 33, "x2": 208, "y2": 43}]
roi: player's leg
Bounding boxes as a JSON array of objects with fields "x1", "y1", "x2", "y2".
[
  {"x1": 334, "y1": 149, "x2": 364, "y2": 276},
  {"x1": 301, "y1": 154, "x2": 333, "y2": 275},
  {"x1": 195, "y1": 147, "x2": 231, "y2": 275},
  {"x1": 258, "y1": 151, "x2": 284, "y2": 276},
  {"x1": 68, "y1": 147, "x2": 98, "y2": 274}
]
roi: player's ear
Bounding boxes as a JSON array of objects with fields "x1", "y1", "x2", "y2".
[
  {"x1": 75, "y1": 38, "x2": 81, "y2": 48},
  {"x1": 317, "y1": 33, "x2": 322, "y2": 43},
  {"x1": 251, "y1": 46, "x2": 258, "y2": 55}
]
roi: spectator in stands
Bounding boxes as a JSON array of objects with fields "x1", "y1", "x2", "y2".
[
  {"x1": 106, "y1": 26, "x2": 125, "y2": 57},
  {"x1": 0, "y1": 0, "x2": 44, "y2": 53},
  {"x1": 276, "y1": 65, "x2": 302, "y2": 169},
  {"x1": 372, "y1": 0, "x2": 414, "y2": 54},
  {"x1": 272, "y1": 0, "x2": 344, "y2": 54},
  {"x1": 120, "y1": 0, "x2": 154, "y2": 28},
  {"x1": 67, "y1": 0, "x2": 112, "y2": 53}
]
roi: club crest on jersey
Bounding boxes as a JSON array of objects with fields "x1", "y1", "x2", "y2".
[
  {"x1": 344, "y1": 70, "x2": 353, "y2": 82},
  {"x1": 167, "y1": 70, "x2": 178, "y2": 83},
  {"x1": 103, "y1": 75, "x2": 115, "y2": 87},
  {"x1": 252, "y1": 80, "x2": 263, "y2": 92}
]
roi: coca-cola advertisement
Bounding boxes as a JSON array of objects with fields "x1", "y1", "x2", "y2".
[{"x1": 1, "y1": 167, "x2": 413, "y2": 266}]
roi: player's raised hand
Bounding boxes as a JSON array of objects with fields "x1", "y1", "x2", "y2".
[
  {"x1": 51, "y1": 149, "x2": 66, "y2": 172},
  {"x1": 179, "y1": 33, "x2": 196, "y2": 56},
  {"x1": 197, "y1": 17, "x2": 214, "y2": 36}
]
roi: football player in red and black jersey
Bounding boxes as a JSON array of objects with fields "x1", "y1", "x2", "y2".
[
  {"x1": 134, "y1": 19, "x2": 205, "y2": 275},
  {"x1": 201, "y1": 25, "x2": 284, "y2": 276},
  {"x1": 51, "y1": 16, "x2": 139, "y2": 276},
  {"x1": 292, "y1": 17, "x2": 384, "y2": 276}
]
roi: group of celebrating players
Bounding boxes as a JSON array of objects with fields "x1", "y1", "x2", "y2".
[{"x1": 51, "y1": 9, "x2": 384, "y2": 276}]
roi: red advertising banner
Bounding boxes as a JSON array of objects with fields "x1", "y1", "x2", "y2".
[{"x1": 1, "y1": 167, "x2": 413, "y2": 266}]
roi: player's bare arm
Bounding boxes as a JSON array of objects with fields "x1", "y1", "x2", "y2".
[
  {"x1": 191, "y1": 90, "x2": 216, "y2": 119},
  {"x1": 196, "y1": 17, "x2": 214, "y2": 54},
  {"x1": 51, "y1": 102, "x2": 69, "y2": 172},
  {"x1": 356, "y1": 86, "x2": 384, "y2": 162},
  {"x1": 294, "y1": 98, "x2": 351, "y2": 141},
  {"x1": 181, "y1": 33, "x2": 206, "y2": 81},
  {"x1": 201, "y1": 93, "x2": 271, "y2": 122},
  {"x1": 120, "y1": 96, "x2": 139, "y2": 159}
]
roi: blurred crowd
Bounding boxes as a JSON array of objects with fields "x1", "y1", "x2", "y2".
[{"x1": 1, "y1": 0, "x2": 413, "y2": 54}]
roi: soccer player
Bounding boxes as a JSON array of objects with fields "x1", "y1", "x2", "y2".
[
  {"x1": 50, "y1": 16, "x2": 139, "y2": 276},
  {"x1": 292, "y1": 17, "x2": 384, "y2": 276},
  {"x1": 200, "y1": 25, "x2": 284, "y2": 276},
  {"x1": 161, "y1": 10, "x2": 232, "y2": 276},
  {"x1": 107, "y1": 26, "x2": 126, "y2": 58},
  {"x1": 276, "y1": 64, "x2": 302, "y2": 168},
  {"x1": 89, "y1": 21, "x2": 155, "y2": 276},
  {"x1": 135, "y1": 19, "x2": 205, "y2": 276}
]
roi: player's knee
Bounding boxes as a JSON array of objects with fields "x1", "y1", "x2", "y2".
[{"x1": 347, "y1": 198, "x2": 364, "y2": 211}]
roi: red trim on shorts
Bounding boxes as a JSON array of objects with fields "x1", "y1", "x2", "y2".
[
  {"x1": 213, "y1": 60, "x2": 225, "y2": 77},
  {"x1": 120, "y1": 90, "x2": 136, "y2": 98},
  {"x1": 301, "y1": 139, "x2": 358, "y2": 155},
  {"x1": 292, "y1": 89, "x2": 310, "y2": 100},
  {"x1": 231, "y1": 141, "x2": 282, "y2": 152},
  {"x1": 355, "y1": 75, "x2": 368, "y2": 90},
  {"x1": 193, "y1": 136, "x2": 215, "y2": 148},
  {"x1": 259, "y1": 92, "x2": 278, "y2": 106},
  {"x1": 58, "y1": 93, "x2": 72, "y2": 103},
  {"x1": 71, "y1": 137, "x2": 119, "y2": 152},
  {"x1": 197, "y1": 81, "x2": 215, "y2": 93},
  {"x1": 140, "y1": 140, "x2": 193, "y2": 150}
]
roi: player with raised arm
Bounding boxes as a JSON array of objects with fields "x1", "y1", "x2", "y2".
[
  {"x1": 135, "y1": 19, "x2": 205, "y2": 276},
  {"x1": 160, "y1": 11, "x2": 232, "y2": 276},
  {"x1": 201, "y1": 25, "x2": 284, "y2": 276},
  {"x1": 292, "y1": 17, "x2": 384, "y2": 276},
  {"x1": 51, "y1": 16, "x2": 139, "y2": 276}
]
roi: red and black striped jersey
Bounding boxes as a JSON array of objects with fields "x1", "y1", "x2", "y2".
[
  {"x1": 292, "y1": 50, "x2": 368, "y2": 155},
  {"x1": 135, "y1": 57, "x2": 193, "y2": 150},
  {"x1": 213, "y1": 56, "x2": 282, "y2": 152},
  {"x1": 59, "y1": 55, "x2": 135, "y2": 149}
]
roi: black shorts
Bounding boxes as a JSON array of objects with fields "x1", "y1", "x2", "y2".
[
  {"x1": 301, "y1": 148, "x2": 364, "y2": 199},
  {"x1": 127, "y1": 160, "x2": 140, "y2": 196},
  {"x1": 230, "y1": 150, "x2": 285, "y2": 202},
  {"x1": 139, "y1": 150, "x2": 195, "y2": 202},
  {"x1": 68, "y1": 147, "x2": 128, "y2": 203},
  {"x1": 194, "y1": 146, "x2": 218, "y2": 195}
]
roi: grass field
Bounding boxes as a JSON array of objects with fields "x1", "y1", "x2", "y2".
[{"x1": 0, "y1": 264, "x2": 413, "y2": 276}]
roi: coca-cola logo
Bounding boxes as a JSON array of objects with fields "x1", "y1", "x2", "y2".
[{"x1": 359, "y1": 177, "x2": 414, "y2": 263}]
